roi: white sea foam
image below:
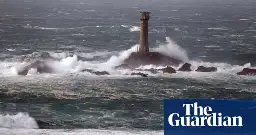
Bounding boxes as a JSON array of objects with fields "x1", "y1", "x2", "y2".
[
  {"x1": 0, "y1": 112, "x2": 38, "y2": 129},
  {"x1": 78, "y1": 51, "x2": 117, "y2": 59},
  {"x1": 205, "y1": 45, "x2": 220, "y2": 48},
  {"x1": 34, "y1": 26, "x2": 60, "y2": 30},
  {"x1": 6, "y1": 48, "x2": 16, "y2": 52},
  {"x1": 121, "y1": 25, "x2": 140, "y2": 32},
  {"x1": 230, "y1": 34, "x2": 245, "y2": 37},
  {"x1": 188, "y1": 61, "x2": 252, "y2": 73},
  {"x1": 71, "y1": 33, "x2": 85, "y2": 36},
  {"x1": 207, "y1": 27, "x2": 228, "y2": 31},
  {"x1": 121, "y1": 25, "x2": 129, "y2": 28},
  {"x1": 239, "y1": 19, "x2": 249, "y2": 21},
  {"x1": 85, "y1": 10, "x2": 96, "y2": 12},
  {"x1": 129, "y1": 26, "x2": 140, "y2": 32},
  {"x1": 48, "y1": 50, "x2": 116, "y2": 60},
  {"x1": 23, "y1": 25, "x2": 90, "y2": 31},
  {"x1": 0, "y1": 129, "x2": 162, "y2": 135},
  {"x1": 152, "y1": 37, "x2": 189, "y2": 62}
]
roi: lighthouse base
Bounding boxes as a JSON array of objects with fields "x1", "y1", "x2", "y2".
[{"x1": 121, "y1": 52, "x2": 182, "y2": 69}]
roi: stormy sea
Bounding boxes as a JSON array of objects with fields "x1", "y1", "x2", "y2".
[{"x1": 0, "y1": 0, "x2": 255, "y2": 134}]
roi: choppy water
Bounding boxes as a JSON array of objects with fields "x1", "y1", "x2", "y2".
[{"x1": 0, "y1": 0, "x2": 256, "y2": 134}]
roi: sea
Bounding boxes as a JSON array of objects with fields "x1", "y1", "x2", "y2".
[{"x1": 0, "y1": 0, "x2": 255, "y2": 134}]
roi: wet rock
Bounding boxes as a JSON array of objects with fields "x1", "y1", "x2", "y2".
[
  {"x1": 17, "y1": 60, "x2": 53, "y2": 75},
  {"x1": 93, "y1": 71, "x2": 110, "y2": 75},
  {"x1": 237, "y1": 68, "x2": 256, "y2": 75},
  {"x1": 178, "y1": 63, "x2": 192, "y2": 71},
  {"x1": 81, "y1": 69, "x2": 110, "y2": 75},
  {"x1": 123, "y1": 52, "x2": 182, "y2": 68},
  {"x1": 160, "y1": 66, "x2": 176, "y2": 74},
  {"x1": 40, "y1": 52, "x2": 51, "y2": 59},
  {"x1": 131, "y1": 72, "x2": 148, "y2": 77},
  {"x1": 195, "y1": 66, "x2": 217, "y2": 72},
  {"x1": 36, "y1": 120, "x2": 52, "y2": 129},
  {"x1": 17, "y1": 68, "x2": 30, "y2": 76}
]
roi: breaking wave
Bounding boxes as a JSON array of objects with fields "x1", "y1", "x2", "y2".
[
  {"x1": 129, "y1": 26, "x2": 140, "y2": 32},
  {"x1": 0, "y1": 112, "x2": 38, "y2": 129},
  {"x1": 0, "y1": 37, "x2": 255, "y2": 78},
  {"x1": 23, "y1": 24, "x2": 104, "y2": 31},
  {"x1": 152, "y1": 37, "x2": 189, "y2": 62},
  {"x1": 121, "y1": 25, "x2": 140, "y2": 32}
]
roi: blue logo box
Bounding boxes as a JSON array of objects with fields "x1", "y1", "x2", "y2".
[{"x1": 164, "y1": 99, "x2": 256, "y2": 135}]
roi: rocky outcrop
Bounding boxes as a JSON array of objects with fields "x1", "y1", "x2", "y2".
[
  {"x1": 81, "y1": 69, "x2": 110, "y2": 75},
  {"x1": 93, "y1": 71, "x2": 110, "y2": 75},
  {"x1": 237, "y1": 68, "x2": 256, "y2": 75},
  {"x1": 17, "y1": 60, "x2": 53, "y2": 75},
  {"x1": 160, "y1": 66, "x2": 176, "y2": 74},
  {"x1": 123, "y1": 52, "x2": 182, "y2": 68},
  {"x1": 36, "y1": 120, "x2": 52, "y2": 129},
  {"x1": 178, "y1": 63, "x2": 192, "y2": 71},
  {"x1": 195, "y1": 66, "x2": 217, "y2": 72},
  {"x1": 131, "y1": 72, "x2": 148, "y2": 77}
]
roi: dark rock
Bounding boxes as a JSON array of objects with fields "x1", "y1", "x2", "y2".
[
  {"x1": 40, "y1": 52, "x2": 51, "y2": 59},
  {"x1": 81, "y1": 69, "x2": 110, "y2": 75},
  {"x1": 93, "y1": 71, "x2": 110, "y2": 75},
  {"x1": 178, "y1": 63, "x2": 192, "y2": 71},
  {"x1": 17, "y1": 60, "x2": 53, "y2": 75},
  {"x1": 123, "y1": 52, "x2": 182, "y2": 68},
  {"x1": 17, "y1": 68, "x2": 30, "y2": 76},
  {"x1": 160, "y1": 66, "x2": 176, "y2": 74},
  {"x1": 131, "y1": 72, "x2": 148, "y2": 77},
  {"x1": 195, "y1": 66, "x2": 217, "y2": 72},
  {"x1": 36, "y1": 120, "x2": 52, "y2": 129},
  {"x1": 237, "y1": 68, "x2": 256, "y2": 75}
]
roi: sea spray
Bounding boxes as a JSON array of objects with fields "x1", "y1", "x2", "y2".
[
  {"x1": 152, "y1": 37, "x2": 189, "y2": 62},
  {"x1": 129, "y1": 26, "x2": 140, "y2": 32},
  {"x1": 0, "y1": 112, "x2": 38, "y2": 129},
  {"x1": 0, "y1": 38, "x2": 254, "y2": 77}
]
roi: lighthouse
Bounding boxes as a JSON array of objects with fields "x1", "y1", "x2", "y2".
[
  {"x1": 120, "y1": 12, "x2": 182, "y2": 68},
  {"x1": 139, "y1": 12, "x2": 150, "y2": 54}
]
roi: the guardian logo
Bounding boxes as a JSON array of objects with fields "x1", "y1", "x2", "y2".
[{"x1": 168, "y1": 102, "x2": 243, "y2": 127}]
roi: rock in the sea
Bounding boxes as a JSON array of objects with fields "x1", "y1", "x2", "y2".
[
  {"x1": 123, "y1": 52, "x2": 182, "y2": 68},
  {"x1": 178, "y1": 63, "x2": 192, "y2": 71},
  {"x1": 17, "y1": 60, "x2": 53, "y2": 75},
  {"x1": 160, "y1": 66, "x2": 176, "y2": 74},
  {"x1": 93, "y1": 71, "x2": 110, "y2": 75},
  {"x1": 195, "y1": 66, "x2": 217, "y2": 72},
  {"x1": 81, "y1": 69, "x2": 110, "y2": 75},
  {"x1": 40, "y1": 52, "x2": 51, "y2": 59},
  {"x1": 17, "y1": 68, "x2": 30, "y2": 76},
  {"x1": 36, "y1": 120, "x2": 52, "y2": 129},
  {"x1": 237, "y1": 68, "x2": 256, "y2": 75},
  {"x1": 131, "y1": 72, "x2": 148, "y2": 77}
]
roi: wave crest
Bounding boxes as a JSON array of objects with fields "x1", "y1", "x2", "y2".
[{"x1": 0, "y1": 112, "x2": 38, "y2": 129}]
